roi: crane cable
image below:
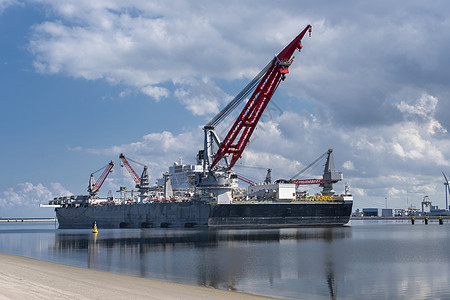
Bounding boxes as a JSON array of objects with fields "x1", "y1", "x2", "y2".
[{"x1": 290, "y1": 151, "x2": 328, "y2": 180}]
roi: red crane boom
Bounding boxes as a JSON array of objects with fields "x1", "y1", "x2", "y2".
[
  {"x1": 119, "y1": 153, "x2": 140, "y2": 185},
  {"x1": 291, "y1": 179, "x2": 322, "y2": 185},
  {"x1": 236, "y1": 174, "x2": 257, "y2": 186},
  {"x1": 90, "y1": 160, "x2": 114, "y2": 195},
  {"x1": 211, "y1": 25, "x2": 312, "y2": 170}
]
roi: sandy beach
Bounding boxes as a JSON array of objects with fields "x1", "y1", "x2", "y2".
[{"x1": 0, "y1": 254, "x2": 276, "y2": 299}]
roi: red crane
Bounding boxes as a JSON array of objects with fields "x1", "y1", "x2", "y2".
[
  {"x1": 119, "y1": 153, "x2": 140, "y2": 185},
  {"x1": 88, "y1": 160, "x2": 114, "y2": 196},
  {"x1": 236, "y1": 174, "x2": 257, "y2": 186},
  {"x1": 210, "y1": 25, "x2": 312, "y2": 170},
  {"x1": 292, "y1": 178, "x2": 322, "y2": 185}
]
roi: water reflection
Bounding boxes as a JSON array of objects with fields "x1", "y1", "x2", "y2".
[
  {"x1": 51, "y1": 227, "x2": 351, "y2": 299},
  {"x1": 3, "y1": 221, "x2": 449, "y2": 299}
]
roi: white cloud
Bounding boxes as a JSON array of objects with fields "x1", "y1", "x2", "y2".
[
  {"x1": 397, "y1": 94, "x2": 439, "y2": 119},
  {"x1": 174, "y1": 80, "x2": 231, "y2": 116},
  {"x1": 27, "y1": 1, "x2": 265, "y2": 110},
  {"x1": 342, "y1": 161, "x2": 355, "y2": 171},
  {"x1": 141, "y1": 85, "x2": 169, "y2": 101},
  {"x1": 397, "y1": 94, "x2": 447, "y2": 135},
  {"x1": 0, "y1": 182, "x2": 72, "y2": 208}
]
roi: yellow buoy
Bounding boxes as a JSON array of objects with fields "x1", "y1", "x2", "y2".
[{"x1": 93, "y1": 222, "x2": 98, "y2": 234}]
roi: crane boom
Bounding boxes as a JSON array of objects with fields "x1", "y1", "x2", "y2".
[
  {"x1": 292, "y1": 179, "x2": 323, "y2": 185},
  {"x1": 89, "y1": 160, "x2": 114, "y2": 195},
  {"x1": 210, "y1": 25, "x2": 312, "y2": 170},
  {"x1": 236, "y1": 174, "x2": 257, "y2": 186},
  {"x1": 119, "y1": 153, "x2": 140, "y2": 185}
]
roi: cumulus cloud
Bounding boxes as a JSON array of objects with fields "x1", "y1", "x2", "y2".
[
  {"x1": 397, "y1": 94, "x2": 447, "y2": 135},
  {"x1": 0, "y1": 182, "x2": 72, "y2": 208},
  {"x1": 141, "y1": 85, "x2": 169, "y2": 101},
  {"x1": 27, "y1": 0, "x2": 268, "y2": 111},
  {"x1": 174, "y1": 80, "x2": 231, "y2": 116},
  {"x1": 342, "y1": 161, "x2": 355, "y2": 171}
]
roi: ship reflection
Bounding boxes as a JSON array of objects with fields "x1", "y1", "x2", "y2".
[{"x1": 51, "y1": 227, "x2": 351, "y2": 298}]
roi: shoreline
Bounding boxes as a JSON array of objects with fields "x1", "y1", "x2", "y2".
[{"x1": 0, "y1": 253, "x2": 276, "y2": 300}]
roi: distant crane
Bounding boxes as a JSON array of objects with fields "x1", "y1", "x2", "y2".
[
  {"x1": 119, "y1": 153, "x2": 150, "y2": 199},
  {"x1": 88, "y1": 161, "x2": 114, "y2": 197},
  {"x1": 265, "y1": 168, "x2": 272, "y2": 184},
  {"x1": 443, "y1": 172, "x2": 450, "y2": 211},
  {"x1": 421, "y1": 195, "x2": 432, "y2": 215}
]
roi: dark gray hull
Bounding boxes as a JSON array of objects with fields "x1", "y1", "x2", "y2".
[{"x1": 56, "y1": 201, "x2": 353, "y2": 229}]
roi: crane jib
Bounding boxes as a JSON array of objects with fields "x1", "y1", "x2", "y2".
[
  {"x1": 210, "y1": 25, "x2": 312, "y2": 170},
  {"x1": 91, "y1": 161, "x2": 114, "y2": 194}
]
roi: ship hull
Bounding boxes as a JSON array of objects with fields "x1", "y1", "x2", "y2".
[{"x1": 55, "y1": 201, "x2": 353, "y2": 229}]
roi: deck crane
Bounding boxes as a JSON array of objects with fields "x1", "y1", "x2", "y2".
[
  {"x1": 202, "y1": 25, "x2": 312, "y2": 172},
  {"x1": 119, "y1": 153, "x2": 140, "y2": 186},
  {"x1": 290, "y1": 149, "x2": 343, "y2": 195},
  {"x1": 290, "y1": 151, "x2": 328, "y2": 185},
  {"x1": 196, "y1": 26, "x2": 312, "y2": 200},
  {"x1": 88, "y1": 160, "x2": 114, "y2": 197},
  {"x1": 119, "y1": 153, "x2": 150, "y2": 199}
]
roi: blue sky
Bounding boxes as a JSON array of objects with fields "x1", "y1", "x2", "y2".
[{"x1": 1, "y1": 0, "x2": 450, "y2": 217}]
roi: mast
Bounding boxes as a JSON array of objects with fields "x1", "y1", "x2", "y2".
[{"x1": 320, "y1": 149, "x2": 343, "y2": 196}]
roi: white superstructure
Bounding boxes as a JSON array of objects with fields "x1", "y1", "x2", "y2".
[{"x1": 156, "y1": 158, "x2": 203, "y2": 193}]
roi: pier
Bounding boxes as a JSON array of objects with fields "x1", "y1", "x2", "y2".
[
  {"x1": 0, "y1": 218, "x2": 56, "y2": 222},
  {"x1": 351, "y1": 216, "x2": 449, "y2": 221}
]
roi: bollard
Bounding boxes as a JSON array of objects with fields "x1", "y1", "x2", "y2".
[
  {"x1": 425, "y1": 217, "x2": 428, "y2": 225},
  {"x1": 411, "y1": 217, "x2": 415, "y2": 225},
  {"x1": 439, "y1": 217, "x2": 443, "y2": 225}
]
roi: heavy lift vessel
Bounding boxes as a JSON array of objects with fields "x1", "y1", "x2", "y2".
[{"x1": 47, "y1": 25, "x2": 353, "y2": 228}]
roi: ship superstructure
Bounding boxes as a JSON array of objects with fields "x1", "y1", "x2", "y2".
[{"x1": 156, "y1": 158, "x2": 204, "y2": 195}]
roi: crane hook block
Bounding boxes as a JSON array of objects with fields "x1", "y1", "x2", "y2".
[{"x1": 309, "y1": 27, "x2": 312, "y2": 37}]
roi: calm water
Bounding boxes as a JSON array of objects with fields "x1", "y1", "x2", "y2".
[{"x1": 1, "y1": 220, "x2": 450, "y2": 299}]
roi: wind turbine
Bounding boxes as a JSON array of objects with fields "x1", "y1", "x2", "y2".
[{"x1": 442, "y1": 172, "x2": 450, "y2": 211}]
